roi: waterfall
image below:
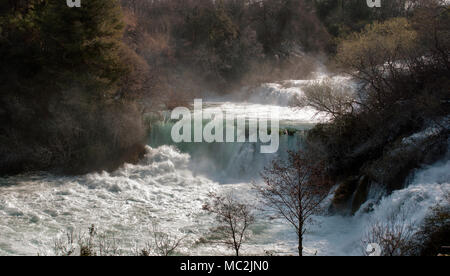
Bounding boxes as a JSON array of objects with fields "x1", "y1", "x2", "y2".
[
  {"x1": 0, "y1": 74, "x2": 447, "y2": 256},
  {"x1": 148, "y1": 119, "x2": 305, "y2": 183}
]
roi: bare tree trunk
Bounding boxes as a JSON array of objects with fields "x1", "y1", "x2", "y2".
[
  {"x1": 298, "y1": 233, "x2": 303, "y2": 256},
  {"x1": 298, "y1": 179, "x2": 303, "y2": 257},
  {"x1": 298, "y1": 216, "x2": 303, "y2": 256}
]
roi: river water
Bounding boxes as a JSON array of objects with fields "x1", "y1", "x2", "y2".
[{"x1": 0, "y1": 73, "x2": 448, "y2": 256}]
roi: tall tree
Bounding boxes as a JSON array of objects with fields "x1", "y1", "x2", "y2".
[
  {"x1": 258, "y1": 151, "x2": 331, "y2": 256},
  {"x1": 0, "y1": 0, "x2": 147, "y2": 174},
  {"x1": 203, "y1": 192, "x2": 255, "y2": 256},
  {"x1": 40, "y1": 0, "x2": 127, "y2": 97}
]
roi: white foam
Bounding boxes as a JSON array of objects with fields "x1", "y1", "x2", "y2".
[{"x1": 0, "y1": 72, "x2": 447, "y2": 256}]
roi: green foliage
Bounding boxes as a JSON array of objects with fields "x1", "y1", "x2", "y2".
[
  {"x1": 0, "y1": 0, "x2": 147, "y2": 175},
  {"x1": 336, "y1": 17, "x2": 418, "y2": 76},
  {"x1": 177, "y1": 5, "x2": 247, "y2": 84},
  {"x1": 0, "y1": 0, "x2": 127, "y2": 98},
  {"x1": 40, "y1": 1, "x2": 126, "y2": 91},
  {"x1": 313, "y1": 0, "x2": 413, "y2": 38}
]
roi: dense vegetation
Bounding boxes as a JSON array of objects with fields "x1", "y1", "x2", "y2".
[
  {"x1": 0, "y1": 0, "x2": 333, "y2": 175},
  {"x1": 120, "y1": 0, "x2": 332, "y2": 96},
  {"x1": 294, "y1": 0, "x2": 449, "y2": 255},
  {"x1": 0, "y1": 0, "x2": 151, "y2": 174},
  {"x1": 299, "y1": 1, "x2": 449, "y2": 214},
  {"x1": 0, "y1": 0, "x2": 337, "y2": 175},
  {"x1": 1, "y1": 0, "x2": 448, "y2": 256},
  {"x1": 314, "y1": 0, "x2": 416, "y2": 39},
  {"x1": 415, "y1": 199, "x2": 450, "y2": 256},
  {"x1": 1, "y1": 0, "x2": 448, "y2": 193}
]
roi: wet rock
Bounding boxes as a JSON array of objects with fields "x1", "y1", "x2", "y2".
[
  {"x1": 108, "y1": 184, "x2": 122, "y2": 193},
  {"x1": 351, "y1": 175, "x2": 370, "y2": 215},
  {"x1": 331, "y1": 176, "x2": 358, "y2": 213},
  {"x1": 6, "y1": 208, "x2": 24, "y2": 217},
  {"x1": 359, "y1": 202, "x2": 375, "y2": 214},
  {"x1": 44, "y1": 209, "x2": 58, "y2": 217},
  {"x1": 29, "y1": 214, "x2": 40, "y2": 223}
]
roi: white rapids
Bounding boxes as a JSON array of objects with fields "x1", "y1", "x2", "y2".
[{"x1": 0, "y1": 73, "x2": 448, "y2": 256}]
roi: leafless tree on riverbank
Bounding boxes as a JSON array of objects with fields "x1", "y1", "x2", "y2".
[
  {"x1": 258, "y1": 151, "x2": 332, "y2": 256},
  {"x1": 203, "y1": 192, "x2": 255, "y2": 256}
]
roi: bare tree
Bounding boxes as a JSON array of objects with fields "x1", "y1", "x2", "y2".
[
  {"x1": 292, "y1": 78, "x2": 357, "y2": 119},
  {"x1": 53, "y1": 225, "x2": 119, "y2": 256},
  {"x1": 408, "y1": 192, "x2": 450, "y2": 256},
  {"x1": 203, "y1": 192, "x2": 255, "y2": 256},
  {"x1": 257, "y1": 150, "x2": 332, "y2": 256},
  {"x1": 53, "y1": 228, "x2": 79, "y2": 256},
  {"x1": 362, "y1": 210, "x2": 417, "y2": 256},
  {"x1": 140, "y1": 223, "x2": 185, "y2": 256}
]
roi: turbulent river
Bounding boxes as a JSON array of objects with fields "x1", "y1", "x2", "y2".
[{"x1": 0, "y1": 73, "x2": 449, "y2": 256}]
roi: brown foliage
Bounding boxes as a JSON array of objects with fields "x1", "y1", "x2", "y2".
[
  {"x1": 119, "y1": 0, "x2": 330, "y2": 97},
  {"x1": 305, "y1": 5, "x2": 449, "y2": 196}
]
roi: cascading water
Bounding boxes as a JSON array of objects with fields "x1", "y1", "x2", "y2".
[
  {"x1": 0, "y1": 73, "x2": 448, "y2": 256},
  {"x1": 147, "y1": 102, "x2": 313, "y2": 183}
]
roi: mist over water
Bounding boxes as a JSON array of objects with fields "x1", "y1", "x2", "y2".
[{"x1": 0, "y1": 73, "x2": 448, "y2": 256}]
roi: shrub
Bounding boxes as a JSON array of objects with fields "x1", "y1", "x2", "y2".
[
  {"x1": 414, "y1": 195, "x2": 450, "y2": 256},
  {"x1": 362, "y1": 209, "x2": 417, "y2": 256},
  {"x1": 302, "y1": 5, "x2": 449, "y2": 213},
  {"x1": 293, "y1": 78, "x2": 356, "y2": 119}
]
